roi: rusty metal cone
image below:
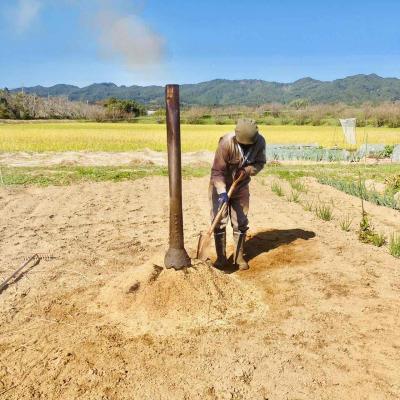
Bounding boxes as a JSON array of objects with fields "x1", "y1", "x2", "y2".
[{"x1": 164, "y1": 247, "x2": 191, "y2": 270}]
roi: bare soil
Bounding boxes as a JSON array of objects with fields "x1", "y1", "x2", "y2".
[
  {"x1": 1, "y1": 150, "x2": 394, "y2": 168},
  {"x1": 0, "y1": 150, "x2": 214, "y2": 167},
  {"x1": 1, "y1": 176, "x2": 400, "y2": 399}
]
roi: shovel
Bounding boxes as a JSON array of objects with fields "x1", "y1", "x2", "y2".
[{"x1": 196, "y1": 175, "x2": 243, "y2": 261}]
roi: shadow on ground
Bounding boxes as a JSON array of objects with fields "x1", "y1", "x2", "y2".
[{"x1": 217, "y1": 229, "x2": 316, "y2": 274}]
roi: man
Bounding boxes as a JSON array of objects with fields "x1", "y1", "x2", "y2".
[{"x1": 210, "y1": 118, "x2": 266, "y2": 270}]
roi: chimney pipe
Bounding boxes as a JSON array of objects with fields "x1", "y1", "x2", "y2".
[{"x1": 164, "y1": 84, "x2": 191, "y2": 270}]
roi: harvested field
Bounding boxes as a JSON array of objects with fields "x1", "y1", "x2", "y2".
[
  {"x1": 1, "y1": 122, "x2": 400, "y2": 152},
  {"x1": 1, "y1": 176, "x2": 400, "y2": 399}
]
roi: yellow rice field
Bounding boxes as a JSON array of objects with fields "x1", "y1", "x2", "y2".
[{"x1": 0, "y1": 122, "x2": 399, "y2": 152}]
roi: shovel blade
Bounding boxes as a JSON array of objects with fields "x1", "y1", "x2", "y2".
[{"x1": 196, "y1": 232, "x2": 212, "y2": 261}]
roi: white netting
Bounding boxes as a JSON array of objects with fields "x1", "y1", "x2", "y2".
[{"x1": 339, "y1": 118, "x2": 357, "y2": 145}]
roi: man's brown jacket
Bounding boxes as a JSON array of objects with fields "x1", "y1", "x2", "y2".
[{"x1": 210, "y1": 132, "x2": 266, "y2": 194}]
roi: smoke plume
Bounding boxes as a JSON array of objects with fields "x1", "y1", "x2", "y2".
[
  {"x1": 13, "y1": 0, "x2": 42, "y2": 34},
  {"x1": 5, "y1": 0, "x2": 165, "y2": 72},
  {"x1": 95, "y1": 7, "x2": 165, "y2": 71}
]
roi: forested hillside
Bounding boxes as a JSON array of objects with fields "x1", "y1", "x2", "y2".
[{"x1": 10, "y1": 74, "x2": 400, "y2": 106}]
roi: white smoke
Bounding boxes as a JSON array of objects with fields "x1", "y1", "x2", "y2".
[
  {"x1": 13, "y1": 0, "x2": 42, "y2": 34},
  {"x1": 95, "y1": 7, "x2": 165, "y2": 71},
  {"x1": 5, "y1": 0, "x2": 165, "y2": 72}
]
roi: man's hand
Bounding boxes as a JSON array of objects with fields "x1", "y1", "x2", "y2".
[{"x1": 218, "y1": 192, "x2": 229, "y2": 206}]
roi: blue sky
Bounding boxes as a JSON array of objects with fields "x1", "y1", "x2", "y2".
[{"x1": 1, "y1": 0, "x2": 399, "y2": 88}]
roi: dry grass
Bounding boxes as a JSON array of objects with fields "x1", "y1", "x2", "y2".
[
  {"x1": 287, "y1": 190, "x2": 301, "y2": 203},
  {"x1": 271, "y1": 181, "x2": 284, "y2": 197},
  {"x1": 339, "y1": 215, "x2": 353, "y2": 232},
  {"x1": 302, "y1": 200, "x2": 314, "y2": 212}
]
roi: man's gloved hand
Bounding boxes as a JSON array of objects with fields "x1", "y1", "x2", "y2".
[{"x1": 218, "y1": 192, "x2": 229, "y2": 206}]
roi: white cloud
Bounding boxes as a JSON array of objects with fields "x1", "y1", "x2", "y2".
[{"x1": 14, "y1": 0, "x2": 42, "y2": 34}]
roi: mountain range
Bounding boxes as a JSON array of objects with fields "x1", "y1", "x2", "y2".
[{"x1": 10, "y1": 74, "x2": 400, "y2": 106}]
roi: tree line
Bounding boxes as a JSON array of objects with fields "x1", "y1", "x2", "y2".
[
  {"x1": 2, "y1": 89, "x2": 400, "y2": 127},
  {"x1": 0, "y1": 89, "x2": 146, "y2": 121},
  {"x1": 178, "y1": 101, "x2": 400, "y2": 127}
]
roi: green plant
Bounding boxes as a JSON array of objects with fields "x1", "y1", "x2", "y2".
[
  {"x1": 339, "y1": 214, "x2": 353, "y2": 232},
  {"x1": 104, "y1": 97, "x2": 146, "y2": 119},
  {"x1": 290, "y1": 180, "x2": 307, "y2": 193},
  {"x1": 315, "y1": 203, "x2": 333, "y2": 221},
  {"x1": 271, "y1": 181, "x2": 284, "y2": 197},
  {"x1": 383, "y1": 144, "x2": 395, "y2": 158},
  {"x1": 373, "y1": 233, "x2": 387, "y2": 247},
  {"x1": 389, "y1": 234, "x2": 400, "y2": 258},
  {"x1": 318, "y1": 177, "x2": 399, "y2": 210},
  {"x1": 359, "y1": 213, "x2": 386, "y2": 247},
  {"x1": 287, "y1": 190, "x2": 301, "y2": 203},
  {"x1": 302, "y1": 200, "x2": 314, "y2": 211}
]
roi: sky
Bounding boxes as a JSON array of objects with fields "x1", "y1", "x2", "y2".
[{"x1": 0, "y1": 0, "x2": 400, "y2": 88}]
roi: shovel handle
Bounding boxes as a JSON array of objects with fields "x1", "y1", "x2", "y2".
[
  {"x1": 207, "y1": 177, "x2": 241, "y2": 235},
  {"x1": 197, "y1": 176, "x2": 244, "y2": 260}
]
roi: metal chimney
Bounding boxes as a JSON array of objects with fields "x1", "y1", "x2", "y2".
[{"x1": 164, "y1": 84, "x2": 191, "y2": 270}]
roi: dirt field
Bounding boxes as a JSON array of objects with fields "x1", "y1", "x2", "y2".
[
  {"x1": 0, "y1": 150, "x2": 393, "y2": 169},
  {"x1": 1, "y1": 176, "x2": 400, "y2": 399},
  {"x1": 0, "y1": 149, "x2": 214, "y2": 168}
]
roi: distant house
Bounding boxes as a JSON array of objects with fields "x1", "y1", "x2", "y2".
[{"x1": 147, "y1": 110, "x2": 156, "y2": 116}]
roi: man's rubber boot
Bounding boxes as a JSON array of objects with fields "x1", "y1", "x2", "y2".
[
  {"x1": 233, "y1": 231, "x2": 249, "y2": 270},
  {"x1": 214, "y1": 230, "x2": 227, "y2": 269}
]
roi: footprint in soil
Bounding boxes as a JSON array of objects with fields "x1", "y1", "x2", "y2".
[{"x1": 218, "y1": 228, "x2": 316, "y2": 274}]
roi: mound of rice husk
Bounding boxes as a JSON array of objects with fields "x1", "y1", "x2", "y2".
[{"x1": 92, "y1": 257, "x2": 268, "y2": 335}]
